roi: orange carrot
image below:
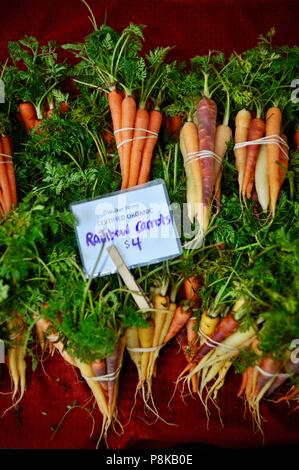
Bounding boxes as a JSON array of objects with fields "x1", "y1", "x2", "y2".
[
  {"x1": 128, "y1": 107, "x2": 149, "y2": 187},
  {"x1": 237, "y1": 370, "x2": 248, "y2": 397},
  {"x1": 184, "y1": 276, "x2": 202, "y2": 308},
  {"x1": 186, "y1": 317, "x2": 198, "y2": 347},
  {"x1": 137, "y1": 109, "x2": 163, "y2": 184},
  {"x1": 176, "y1": 327, "x2": 198, "y2": 393},
  {"x1": 241, "y1": 117, "x2": 265, "y2": 199},
  {"x1": 265, "y1": 106, "x2": 282, "y2": 215},
  {"x1": 0, "y1": 138, "x2": 12, "y2": 213},
  {"x1": 274, "y1": 386, "x2": 299, "y2": 403},
  {"x1": 245, "y1": 366, "x2": 254, "y2": 400},
  {"x1": 60, "y1": 102, "x2": 69, "y2": 114},
  {"x1": 18, "y1": 102, "x2": 38, "y2": 133},
  {"x1": 0, "y1": 201, "x2": 4, "y2": 218},
  {"x1": 108, "y1": 89, "x2": 123, "y2": 175},
  {"x1": 165, "y1": 114, "x2": 183, "y2": 140},
  {"x1": 1, "y1": 135, "x2": 17, "y2": 207},
  {"x1": 120, "y1": 95, "x2": 137, "y2": 189},
  {"x1": 163, "y1": 305, "x2": 192, "y2": 344},
  {"x1": 234, "y1": 109, "x2": 251, "y2": 193}
]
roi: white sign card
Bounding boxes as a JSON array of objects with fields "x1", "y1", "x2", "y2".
[{"x1": 71, "y1": 179, "x2": 182, "y2": 277}]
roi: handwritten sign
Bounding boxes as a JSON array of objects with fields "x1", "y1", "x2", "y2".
[{"x1": 71, "y1": 179, "x2": 182, "y2": 277}]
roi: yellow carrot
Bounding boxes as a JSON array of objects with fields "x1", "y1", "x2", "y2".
[
  {"x1": 125, "y1": 326, "x2": 141, "y2": 380},
  {"x1": 180, "y1": 121, "x2": 203, "y2": 226},
  {"x1": 138, "y1": 320, "x2": 155, "y2": 381},
  {"x1": 199, "y1": 311, "x2": 219, "y2": 346}
]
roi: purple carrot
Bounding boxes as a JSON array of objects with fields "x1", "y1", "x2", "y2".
[
  {"x1": 91, "y1": 359, "x2": 108, "y2": 392},
  {"x1": 254, "y1": 357, "x2": 283, "y2": 397},
  {"x1": 197, "y1": 97, "x2": 217, "y2": 207},
  {"x1": 191, "y1": 313, "x2": 238, "y2": 366},
  {"x1": 266, "y1": 360, "x2": 299, "y2": 397}
]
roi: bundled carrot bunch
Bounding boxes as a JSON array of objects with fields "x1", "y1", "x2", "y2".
[
  {"x1": 0, "y1": 132, "x2": 17, "y2": 219},
  {"x1": 237, "y1": 344, "x2": 299, "y2": 434},
  {"x1": 234, "y1": 106, "x2": 288, "y2": 215},
  {"x1": 6, "y1": 37, "x2": 69, "y2": 135},
  {"x1": 108, "y1": 88, "x2": 163, "y2": 189},
  {"x1": 125, "y1": 276, "x2": 203, "y2": 410},
  {"x1": 176, "y1": 296, "x2": 248, "y2": 397},
  {"x1": 166, "y1": 58, "x2": 233, "y2": 238},
  {"x1": 180, "y1": 95, "x2": 232, "y2": 235},
  {"x1": 65, "y1": 22, "x2": 171, "y2": 190},
  {"x1": 35, "y1": 316, "x2": 125, "y2": 442}
]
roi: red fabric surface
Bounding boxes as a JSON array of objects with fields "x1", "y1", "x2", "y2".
[
  {"x1": 1, "y1": 344, "x2": 299, "y2": 449},
  {"x1": 0, "y1": 0, "x2": 298, "y2": 62},
  {"x1": 1, "y1": 0, "x2": 299, "y2": 450}
]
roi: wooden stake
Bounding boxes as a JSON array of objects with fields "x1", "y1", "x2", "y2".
[{"x1": 107, "y1": 245, "x2": 151, "y2": 312}]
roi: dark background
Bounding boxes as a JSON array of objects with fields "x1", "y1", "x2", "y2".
[
  {"x1": 0, "y1": 0, "x2": 298, "y2": 450},
  {"x1": 0, "y1": 0, "x2": 298, "y2": 62}
]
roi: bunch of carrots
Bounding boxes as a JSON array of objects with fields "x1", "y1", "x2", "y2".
[
  {"x1": 125, "y1": 276, "x2": 201, "y2": 409},
  {"x1": 35, "y1": 316, "x2": 125, "y2": 444},
  {"x1": 64, "y1": 18, "x2": 170, "y2": 191},
  {"x1": 18, "y1": 100, "x2": 69, "y2": 135},
  {"x1": 180, "y1": 84, "x2": 232, "y2": 235},
  {"x1": 108, "y1": 88, "x2": 162, "y2": 189},
  {"x1": 234, "y1": 105, "x2": 289, "y2": 215},
  {"x1": 237, "y1": 345, "x2": 299, "y2": 434},
  {"x1": 0, "y1": 133, "x2": 17, "y2": 219},
  {"x1": 176, "y1": 297, "x2": 254, "y2": 403}
]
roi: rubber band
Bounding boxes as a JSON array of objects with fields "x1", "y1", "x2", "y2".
[
  {"x1": 83, "y1": 366, "x2": 121, "y2": 382},
  {"x1": 255, "y1": 365, "x2": 290, "y2": 379},
  {"x1": 114, "y1": 127, "x2": 158, "y2": 136},
  {"x1": 127, "y1": 345, "x2": 163, "y2": 353},
  {"x1": 198, "y1": 326, "x2": 240, "y2": 353},
  {"x1": 185, "y1": 150, "x2": 223, "y2": 166},
  {"x1": 117, "y1": 135, "x2": 157, "y2": 150},
  {"x1": 114, "y1": 127, "x2": 159, "y2": 150},
  {"x1": 234, "y1": 135, "x2": 289, "y2": 160}
]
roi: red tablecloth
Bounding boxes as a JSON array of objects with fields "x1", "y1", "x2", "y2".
[
  {"x1": 0, "y1": 0, "x2": 298, "y2": 62},
  {"x1": 1, "y1": 0, "x2": 299, "y2": 449},
  {"x1": 1, "y1": 344, "x2": 299, "y2": 449}
]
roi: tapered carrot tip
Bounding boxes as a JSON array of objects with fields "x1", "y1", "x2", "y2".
[{"x1": 203, "y1": 206, "x2": 210, "y2": 233}]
